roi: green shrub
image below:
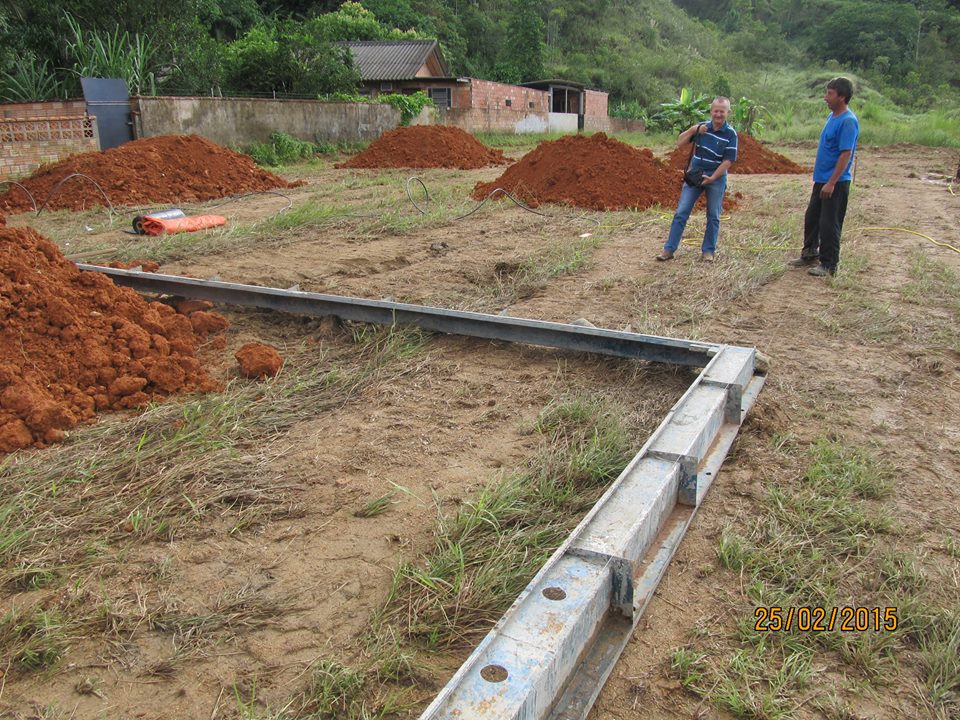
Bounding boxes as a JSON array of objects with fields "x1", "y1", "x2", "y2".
[
  {"x1": 244, "y1": 132, "x2": 328, "y2": 166},
  {"x1": 379, "y1": 91, "x2": 434, "y2": 125}
]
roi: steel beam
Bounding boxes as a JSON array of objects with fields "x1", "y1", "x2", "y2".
[
  {"x1": 418, "y1": 349, "x2": 764, "y2": 720},
  {"x1": 79, "y1": 266, "x2": 718, "y2": 367},
  {"x1": 78, "y1": 264, "x2": 765, "y2": 720}
]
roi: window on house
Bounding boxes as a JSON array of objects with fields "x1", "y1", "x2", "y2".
[
  {"x1": 428, "y1": 87, "x2": 451, "y2": 109},
  {"x1": 380, "y1": 82, "x2": 394, "y2": 91},
  {"x1": 529, "y1": 101, "x2": 535, "y2": 109},
  {"x1": 505, "y1": 98, "x2": 512, "y2": 107}
]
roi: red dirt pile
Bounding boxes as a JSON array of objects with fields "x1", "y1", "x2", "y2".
[
  {"x1": 471, "y1": 133, "x2": 684, "y2": 211},
  {"x1": 0, "y1": 135, "x2": 302, "y2": 215},
  {"x1": 235, "y1": 342, "x2": 283, "y2": 379},
  {"x1": 0, "y1": 226, "x2": 227, "y2": 453},
  {"x1": 337, "y1": 125, "x2": 508, "y2": 170},
  {"x1": 665, "y1": 133, "x2": 806, "y2": 174}
]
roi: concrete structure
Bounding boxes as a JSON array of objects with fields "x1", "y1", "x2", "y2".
[
  {"x1": 130, "y1": 96, "x2": 399, "y2": 146},
  {"x1": 342, "y1": 41, "x2": 615, "y2": 134},
  {"x1": 86, "y1": 265, "x2": 762, "y2": 720},
  {"x1": 416, "y1": 78, "x2": 614, "y2": 135},
  {"x1": 0, "y1": 102, "x2": 98, "y2": 180}
]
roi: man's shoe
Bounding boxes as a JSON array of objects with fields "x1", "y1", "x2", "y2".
[
  {"x1": 808, "y1": 264, "x2": 836, "y2": 277},
  {"x1": 700, "y1": 252, "x2": 715, "y2": 263},
  {"x1": 655, "y1": 250, "x2": 675, "y2": 261},
  {"x1": 788, "y1": 255, "x2": 818, "y2": 267}
]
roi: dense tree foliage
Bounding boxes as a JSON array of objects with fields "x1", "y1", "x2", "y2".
[{"x1": 1, "y1": 0, "x2": 958, "y2": 112}]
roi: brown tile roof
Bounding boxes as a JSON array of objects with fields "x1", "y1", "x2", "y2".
[{"x1": 343, "y1": 40, "x2": 452, "y2": 81}]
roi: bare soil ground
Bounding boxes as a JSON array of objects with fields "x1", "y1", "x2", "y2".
[{"x1": 2, "y1": 139, "x2": 958, "y2": 720}]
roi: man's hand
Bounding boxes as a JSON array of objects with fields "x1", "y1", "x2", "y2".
[
  {"x1": 820, "y1": 181, "x2": 836, "y2": 198},
  {"x1": 701, "y1": 174, "x2": 716, "y2": 185},
  {"x1": 691, "y1": 123, "x2": 707, "y2": 135}
]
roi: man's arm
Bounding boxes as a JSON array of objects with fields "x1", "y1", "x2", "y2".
[
  {"x1": 820, "y1": 150, "x2": 852, "y2": 198},
  {"x1": 703, "y1": 158, "x2": 733, "y2": 184},
  {"x1": 676, "y1": 122, "x2": 706, "y2": 148}
]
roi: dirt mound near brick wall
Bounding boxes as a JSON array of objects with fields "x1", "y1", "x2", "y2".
[
  {"x1": 472, "y1": 133, "x2": 699, "y2": 211},
  {"x1": 337, "y1": 125, "x2": 509, "y2": 169},
  {"x1": 0, "y1": 135, "x2": 302, "y2": 215},
  {"x1": 0, "y1": 226, "x2": 227, "y2": 453},
  {"x1": 665, "y1": 132, "x2": 806, "y2": 175}
]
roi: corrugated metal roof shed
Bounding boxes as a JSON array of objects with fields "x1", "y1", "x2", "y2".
[{"x1": 343, "y1": 40, "x2": 452, "y2": 81}]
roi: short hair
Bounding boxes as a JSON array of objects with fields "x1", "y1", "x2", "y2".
[
  {"x1": 827, "y1": 77, "x2": 854, "y2": 103},
  {"x1": 712, "y1": 96, "x2": 731, "y2": 107}
]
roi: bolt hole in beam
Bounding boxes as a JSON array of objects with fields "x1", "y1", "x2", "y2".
[
  {"x1": 481, "y1": 665, "x2": 510, "y2": 683},
  {"x1": 543, "y1": 587, "x2": 567, "y2": 601},
  {"x1": 78, "y1": 267, "x2": 764, "y2": 720}
]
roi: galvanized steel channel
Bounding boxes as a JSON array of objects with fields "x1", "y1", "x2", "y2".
[
  {"x1": 80, "y1": 265, "x2": 764, "y2": 720},
  {"x1": 79, "y1": 266, "x2": 718, "y2": 367}
]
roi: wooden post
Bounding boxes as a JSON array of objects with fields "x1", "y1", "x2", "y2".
[{"x1": 954, "y1": 156, "x2": 959, "y2": 182}]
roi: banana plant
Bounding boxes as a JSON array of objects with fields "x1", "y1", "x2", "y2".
[
  {"x1": 650, "y1": 87, "x2": 712, "y2": 133},
  {"x1": 732, "y1": 96, "x2": 768, "y2": 137}
]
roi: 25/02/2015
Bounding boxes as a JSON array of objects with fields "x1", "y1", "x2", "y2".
[{"x1": 754, "y1": 606, "x2": 898, "y2": 632}]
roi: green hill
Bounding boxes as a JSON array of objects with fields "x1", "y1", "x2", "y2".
[{"x1": 2, "y1": 0, "x2": 959, "y2": 142}]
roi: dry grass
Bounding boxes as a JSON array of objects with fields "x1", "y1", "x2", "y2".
[{"x1": 0, "y1": 325, "x2": 429, "y2": 678}]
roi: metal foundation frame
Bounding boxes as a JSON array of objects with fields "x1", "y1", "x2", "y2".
[{"x1": 83, "y1": 266, "x2": 765, "y2": 720}]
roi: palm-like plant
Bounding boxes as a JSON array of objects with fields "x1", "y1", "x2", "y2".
[
  {"x1": 0, "y1": 57, "x2": 64, "y2": 101},
  {"x1": 63, "y1": 13, "x2": 157, "y2": 95}
]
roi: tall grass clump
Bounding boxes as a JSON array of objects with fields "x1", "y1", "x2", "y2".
[
  {"x1": 380, "y1": 396, "x2": 632, "y2": 648},
  {"x1": 245, "y1": 132, "x2": 335, "y2": 167}
]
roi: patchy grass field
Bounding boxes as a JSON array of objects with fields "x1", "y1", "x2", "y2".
[{"x1": 2, "y1": 137, "x2": 959, "y2": 719}]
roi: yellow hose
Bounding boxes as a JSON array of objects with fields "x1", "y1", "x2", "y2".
[{"x1": 862, "y1": 227, "x2": 960, "y2": 255}]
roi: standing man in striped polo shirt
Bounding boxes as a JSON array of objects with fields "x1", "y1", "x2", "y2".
[{"x1": 657, "y1": 97, "x2": 738, "y2": 263}]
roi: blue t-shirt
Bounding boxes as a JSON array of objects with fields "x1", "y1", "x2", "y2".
[
  {"x1": 689, "y1": 122, "x2": 738, "y2": 173},
  {"x1": 814, "y1": 109, "x2": 859, "y2": 183}
]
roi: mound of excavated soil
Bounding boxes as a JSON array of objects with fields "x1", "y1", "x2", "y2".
[
  {"x1": 0, "y1": 135, "x2": 302, "y2": 215},
  {"x1": 665, "y1": 132, "x2": 806, "y2": 175},
  {"x1": 0, "y1": 227, "x2": 227, "y2": 453},
  {"x1": 472, "y1": 133, "x2": 685, "y2": 211},
  {"x1": 337, "y1": 125, "x2": 508, "y2": 170}
]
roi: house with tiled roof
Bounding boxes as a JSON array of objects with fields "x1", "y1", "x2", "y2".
[
  {"x1": 343, "y1": 40, "x2": 461, "y2": 108},
  {"x1": 342, "y1": 40, "x2": 617, "y2": 134}
]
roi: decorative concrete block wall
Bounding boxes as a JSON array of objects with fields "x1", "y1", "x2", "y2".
[{"x1": 0, "y1": 116, "x2": 98, "y2": 180}]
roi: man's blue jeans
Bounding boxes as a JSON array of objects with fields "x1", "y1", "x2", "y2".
[{"x1": 664, "y1": 175, "x2": 727, "y2": 254}]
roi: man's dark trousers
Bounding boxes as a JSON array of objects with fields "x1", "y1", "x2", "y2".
[{"x1": 801, "y1": 181, "x2": 850, "y2": 270}]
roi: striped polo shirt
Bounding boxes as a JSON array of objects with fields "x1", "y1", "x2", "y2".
[{"x1": 689, "y1": 122, "x2": 738, "y2": 173}]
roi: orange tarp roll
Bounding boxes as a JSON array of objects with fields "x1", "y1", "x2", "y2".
[{"x1": 141, "y1": 214, "x2": 227, "y2": 236}]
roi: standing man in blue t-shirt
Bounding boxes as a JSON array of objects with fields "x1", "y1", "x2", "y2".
[
  {"x1": 790, "y1": 77, "x2": 860, "y2": 277},
  {"x1": 657, "y1": 96, "x2": 738, "y2": 263}
]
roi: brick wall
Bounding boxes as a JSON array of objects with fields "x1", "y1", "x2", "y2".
[
  {"x1": 584, "y1": 89, "x2": 608, "y2": 118},
  {"x1": 441, "y1": 107, "x2": 549, "y2": 134},
  {"x1": 467, "y1": 79, "x2": 549, "y2": 113},
  {"x1": 0, "y1": 116, "x2": 98, "y2": 180},
  {"x1": 0, "y1": 100, "x2": 86, "y2": 120}
]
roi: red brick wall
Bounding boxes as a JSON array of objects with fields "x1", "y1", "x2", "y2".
[
  {"x1": 467, "y1": 79, "x2": 549, "y2": 112},
  {"x1": 0, "y1": 100, "x2": 86, "y2": 120},
  {"x1": 0, "y1": 116, "x2": 98, "y2": 180},
  {"x1": 584, "y1": 89, "x2": 608, "y2": 117}
]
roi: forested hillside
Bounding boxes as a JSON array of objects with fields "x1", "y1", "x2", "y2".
[{"x1": 2, "y1": 0, "x2": 959, "y2": 120}]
